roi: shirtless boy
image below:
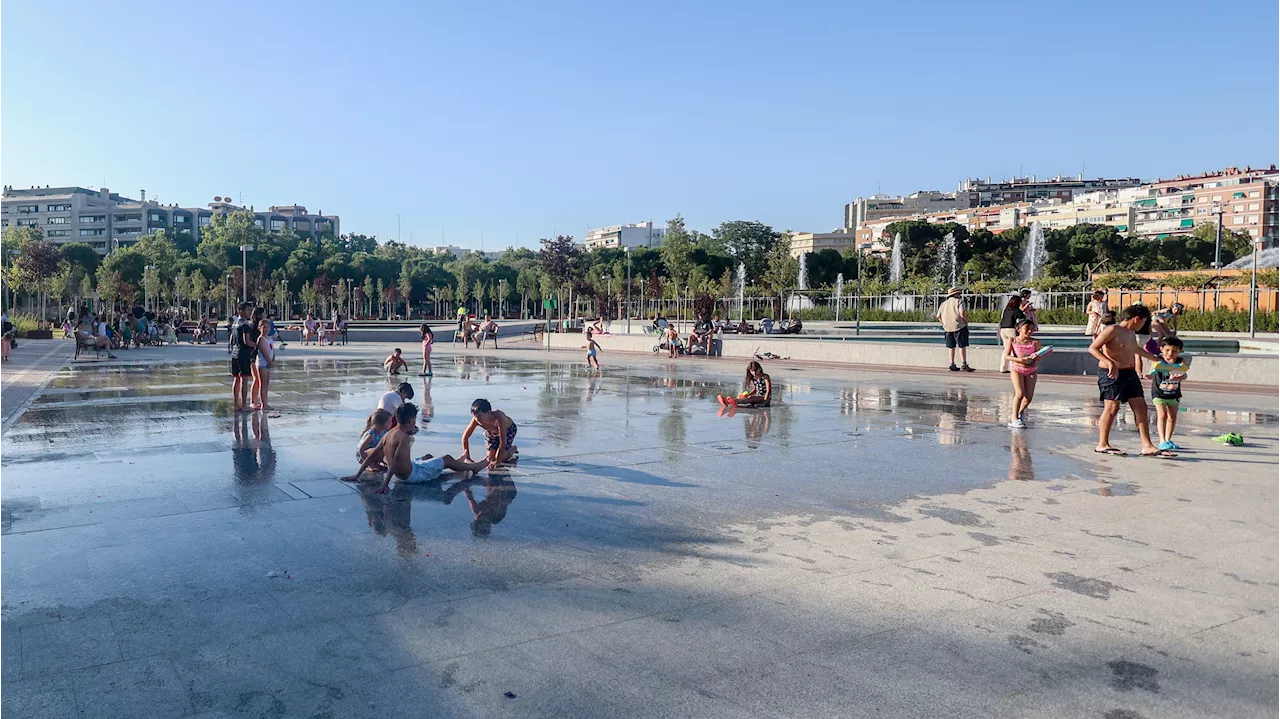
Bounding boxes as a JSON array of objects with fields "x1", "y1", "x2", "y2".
[
  {"x1": 1088, "y1": 304, "x2": 1174, "y2": 458},
  {"x1": 383, "y1": 348, "x2": 408, "y2": 375},
  {"x1": 342, "y1": 403, "x2": 487, "y2": 493},
  {"x1": 462, "y1": 398, "x2": 518, "y2": 467}
]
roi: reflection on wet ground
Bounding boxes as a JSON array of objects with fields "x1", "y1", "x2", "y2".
[{"x1": 4, "y1": 354, "x2": 1274, "y2": 540}]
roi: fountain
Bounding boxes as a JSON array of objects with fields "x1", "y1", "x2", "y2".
[
  {"x1": 935, "y1": 232, "x2": 958, "y2": 288},
  {"x1": 735, "y1": 263, "x2": 746, "y2": 322},
  {"x1": 788, "y1": 252, "x2": 813, "y2": 312},
  {"x1": 889, "y1": 233, "x2": 903, "y2": 284},
  {"x1": 1021, "y1": 222, "x2": 1047, "y2": 282},
  {"x1": 834, "y1": 273, "x2": 844, "y2": 322}
]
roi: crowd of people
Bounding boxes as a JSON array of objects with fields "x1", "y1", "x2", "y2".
[{"x1": 60, "y1": 304, "x2": 214, "y2": 355}]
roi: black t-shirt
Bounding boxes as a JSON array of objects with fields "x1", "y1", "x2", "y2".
[
  {"x1": 235, "y1": 321, "x2": 260, "y2": 360},
  {"x1": 694, "y1": 319, "x2": 712, "y2": 334},
  {"x1": 999, "y1": 306, "x2": 1025, "y2": 329}
]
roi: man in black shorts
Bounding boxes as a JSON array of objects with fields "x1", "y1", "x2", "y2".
[
  {"x1": 1088, "y1": 304, "x2": 1170, "y2": 458},
  {"x1": 230, "y1": 303, "x2": 260, "y2": 412}
]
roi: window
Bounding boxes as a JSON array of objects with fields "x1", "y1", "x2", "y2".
[
  {"x1": 117, "y1": 227, "x2": 140, "y2": 235},
  {"x1": 80, "y1": 215, "x2": 106, "y2": 223},
  {"x1": 270, "y1": 219, "x2": 285, "y2": 231},
  {"x1": 148, "y1": 212, "x2": 165, "y2": 223},
  {"x1": 1249, "y1": 190, "x2": 1261, "y2": 198},
  {"x1": 254, "y1": 219, "x2": 264, "y2": 229},
  {"x1": 1234, "y1": 205, "x2": 1244, "y2": 212},
  {"x1": 198, "y1": 216, "x2": 211, "y2": 226},
  {"x1": 46, "y1": 204, "x2": 71, "y2": 212},
  {"x1": 113, "y1": 214, "x2": 141, "y2": 222},
  {"x1": 1249, "y1": 229, "x2": 1261, "y2": 237},
  {"x1": 172, "y1": 215, "x2": 189, "y2": 223},
  {"x1": 46, "y1": 216, "x2": 69, "y2": 224},
  {"x1": 47, "y1": 229, "x2": 70, "y2": 237},
  {"x1": 17, "y1": 218, "x2": 38, "y2": 227},
  {"x1": 1248, "y1": 215, "x2": 1260, "y2": 223},
  {"x1": 16, "y1": 204, "x2": 39, "y2": 213},
  {"x1": 1233, "y1": 216, "x2": 1245, "y2": 225},
  {"x1": 80, "y1": 228, "x2": 106, "y2": 236},
  {"x1": 294, "y1": 220, "x2": 311, "y2": 231}
]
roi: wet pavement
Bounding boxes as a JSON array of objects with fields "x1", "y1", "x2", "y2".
[{"x1": 2, "y1": 344, "x2": 1277, "y2": 718}]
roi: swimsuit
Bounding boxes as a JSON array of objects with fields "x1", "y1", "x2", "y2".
[
  {"x1": 1098, "y1": 367, "x2": 1144, "y2": 403},
  {"x1": 485, "y1": 421, "x2": 518, "y2": 453},
  {"x1": 358, "y1": 428, "x2": 386, "y2": 460},
  {"x1": 1010, "y1": 342, "x2": 1039, "y2": 377},
  {"x1": 406, "y1": 456, "x2": 446, "y2": 483}
]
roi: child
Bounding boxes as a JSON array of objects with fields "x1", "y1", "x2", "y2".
[
  {"x1": 418, "y1": 323, "x2": 434, "y2": 377},
  {"x1": 1099, "y1": 310, "x2": 1117, "y2": 328},
  {"x1": 462, "y1": 398, "x2": 518, "y2": 467},
  {"x1": 582, "y1": 329, "x2": 601, "y2": 370},
  {"x1": 1149, "y1": 337, "x2": 1190, "y2": 451},
  {"x1": 357, "y1": 409, "x2": 393, "y2": 470},
  {"x1": 384, "y1": 348, "x2": 408, "y2": 375},
  {"x1": 664, "y1": 323, "x2": 680, "y2": 358},
  {"x1": 717, "y1": 361, "x2": 771, "y2": 408},
  {"x1": 1088, "y1": 304, "x2": 1169, "y2": 458},
  {"x1": 343, "y1": 403, "x2": 488, "y2": 493},
  {"x1": 1002, "y1": 319, "x2": 1041, "y2": 429}
]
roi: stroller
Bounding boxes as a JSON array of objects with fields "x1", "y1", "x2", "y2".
[{"x1": 649, "y1": 319, "x2": 685, "y2": 355}]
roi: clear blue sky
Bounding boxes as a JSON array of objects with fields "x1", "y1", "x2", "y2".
[{"x1": 3, "y1": 0, "x2": 1276, "y2": 250}]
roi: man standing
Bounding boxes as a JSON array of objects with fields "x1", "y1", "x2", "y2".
[
  {"x1": 230, "y1": 303, "x2": 258, "y2": 412},
  {"x1": 1089, "y1": 304, "x2": 1172, "y2": 458},
  {"x1": 936, "y1": 287, "x2": 974, "y2": 372}
]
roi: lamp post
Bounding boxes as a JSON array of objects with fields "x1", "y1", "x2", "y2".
[
  {"x1": 1249, "y1": 240, "x2": 1260, "y2": 338},
  {"x1": 143, "y1": 265, "x2": 157, "y2": 312},
  {"x1": 855, "y1": 244, "x2": 864, "y2": 336},
  {"x1": 280, "y1": 279, "x2": 288, "y2": 320},
  {"x1": 239, "y1": 245, "x2": 254, "y2": 302},
  {"x1": 624, "y1": 247, "x2": 632, "y2": 334}
]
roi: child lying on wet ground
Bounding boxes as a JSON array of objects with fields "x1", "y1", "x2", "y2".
[{"x1": 343, "y1": 403, "x2": 488, "y2": 493}]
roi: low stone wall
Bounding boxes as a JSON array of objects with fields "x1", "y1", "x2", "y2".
[{"x1": 547, "y1": 333, "x2": 1278, "y2": 386}]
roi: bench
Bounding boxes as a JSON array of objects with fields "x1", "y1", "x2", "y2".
[{"x1": 74, "y1": 334, "x2": 103, "y2": 360}]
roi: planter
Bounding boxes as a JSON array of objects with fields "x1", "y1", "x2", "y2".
[{"x1": 24, "y1": 330, "x2": 54, "y2": 339}]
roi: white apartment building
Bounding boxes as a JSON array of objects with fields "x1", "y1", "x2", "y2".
[
  {"x1": 583, "y1": 221, "x2": 665, "y2": 250},
  {"x1": 1, "y1": 186, "x2": 340, "y2": 254}
]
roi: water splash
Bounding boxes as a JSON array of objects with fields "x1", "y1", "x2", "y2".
[
  {"x1": 935, "y1": 232, "x2": 958, "y2": 288},
  {"x1": 1022, "y1": 222, "x2": 1047, "y2": 282},
  {"x1": 735, "y1": 263, "x2": 746, "y2": 322},
  {"x1": 797, "y1": 251, "x2": 809, "y2": 290},
  {"x1": 889, "y1": 233, "x2": 904, "y2": 284},
  {"x1": 834, "y1": 273, "x2": 844, "y2": 322}
]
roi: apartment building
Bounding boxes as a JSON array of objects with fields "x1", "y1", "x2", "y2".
[
  {"x1": 843, "y1": 191, "x2": 969, "y2": 231},
  {"x1": 583, "y1": 221, "x2": 665, "y2": 250},
  {"x1": 956, "y1": 174, "x2": 1143, "y2": 207},
  {"x1": 788, "y1": 231, "x2": 861, "y2": 258},
  {"x1": 1129, "y1": 166, "x2": 1278, "y2": 243},
  {"x1": 1, "y1": 186, "x2": 340, "y2": 254}
]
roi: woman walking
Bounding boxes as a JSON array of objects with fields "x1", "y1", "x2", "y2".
[
  {"x1": 1085, "y1": 290, "x2": 1108, "y2": 336},
  {"x1": 997, "y1": 295, "x2": 1025, "y2": 373},
  {"x1": 418, "y1": 323, "x2": 434, "y2": 376}
]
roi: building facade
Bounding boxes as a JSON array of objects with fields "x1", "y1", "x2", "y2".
[
  {"x1": 1, "y1": 187, "x2": 340, "y2": 254},
  {"x1": 583, "y1": 221, "x2": 665, "y2": 250},
  {"x1": 957, "y1": 174, "x2": 1144, "y2": 207},
  {"x1": 843, "y1": 191, "x2": 968, "y2": 231},
  {"x1": 1128, "y1": 166, "x2": 1278, "y2": 244}
]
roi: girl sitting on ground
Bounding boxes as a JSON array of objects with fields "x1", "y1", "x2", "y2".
[
  {"x1": 718, "y1": 360, "x2": 772, "y2": 408},
  {"x1": 357, "y1": 409, "x2": 393, "y2": 470}
]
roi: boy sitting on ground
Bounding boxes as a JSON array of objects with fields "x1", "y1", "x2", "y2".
[
  {"x1": 343, "y1": 403, "x2": 488, "y2": 494},
  {"x1": 383, "y1": 348, "x2": 408, "y2": 375}
]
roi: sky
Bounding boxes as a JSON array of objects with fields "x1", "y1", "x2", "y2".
[{"x1": 3, "y1": 0, "x2": 1277, "y2": 251}]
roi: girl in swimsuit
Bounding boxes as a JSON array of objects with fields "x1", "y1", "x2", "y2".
[
  {"x1": 419, "y1": 323, "x2": 434, "y2": 376},
  {"x1": 718, "y1": 361, "x2": 771, "y2": 408},
  {"x1": 1003, "y1": 319, "x2": 1041, "y2": 429},
  {"x1": 357, "y1": 409, "x2": 393, "y2": 470}
]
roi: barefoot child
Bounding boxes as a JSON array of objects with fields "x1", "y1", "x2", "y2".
[
  {"x1": 1002, "y1": 319, "x2": 1042, "y2": 428},
  {"x1": 717, "y1": 361, "x2": 772, "y2": 408},
  {"x1": 1149, "y1": 337, "x2": 1189, "y2": 451},
  {"x1": 384, "y1": 348, "x2": 408, "y2": 375},
  {"x1": 1088, "y1": 304, "x2": 1171, "y2": 458},
  {"x1": 418, "y1": 324, "x2": 434, "y2": 376},
  {"x1": 357, "y1": 409, "x2": 393, "y2": 469},
  {"x1": 462, "y1": 398, "x2": 518, "y2": 467},
  {"x1": 343, "y1": 403, "x2": 487, "y2": 493},
  {"x1": 582, "y1": 329, "x2": 602, "y2": 369}
]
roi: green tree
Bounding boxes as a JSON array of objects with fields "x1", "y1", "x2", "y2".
[
  {"x1": 713, "y1": 220, "x2": 781, "y2": 283},
  {"x1": 762, "y1": 240, "x2": 798, "y2": 295},
  {"x1": 60, "y1": 242, "x2": 101, "y2": 277},
  {"x1": 660, "y1": 214, "x2": 695, "y2": 287}
]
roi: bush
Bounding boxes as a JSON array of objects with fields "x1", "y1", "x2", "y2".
[
  {"x1": 9, "y1": 314, "x2": 43, "y2": 338},
  {"x1": 1174, "y1": 309, "x2": 1278, "y2": 333}
]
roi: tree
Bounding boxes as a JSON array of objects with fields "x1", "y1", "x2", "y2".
[
  {"x1": 804, "y1": 249, "x2": 844, "y2": 287},
  {"x1": 713, "y1": 220, "x2": 781, "y2": 283},
  {"x1": 96, "y1": 268, "x2": 123, "y2": 310},
  {"x1": 60, "y1": 243, "x2": 101, "y2": 277},
  {"x1": 190, "y1": 271, "x2": 208, "y2": 317},
  {"x1": 762, "y1": 240, "x2": 798, "y2": 296},
  {"x1": 660, "y1": 214, "x2": 696, "y2": 287}
]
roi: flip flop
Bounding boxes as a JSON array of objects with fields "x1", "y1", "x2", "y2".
[
  {"x1": 1093, "y1": 447, "x2": 1126, "y2": 456},
  {"x1": 1141, "y1": 449, "x2": 1178, "y2": 458}
]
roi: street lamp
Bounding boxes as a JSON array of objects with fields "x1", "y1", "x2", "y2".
[
  {"x1": 624, "y1": 247, "x2": 632, "y2": 334},
  {"x1": 280, "y1": 279, "x2": 288, "y2": 320},
  {"x1": 1211, "y1": 202, "x2": 1224, "y2": 270},
  {"x1": 239, "y1": 245, "x2": 255, "y2": 302},
  {"x1": 143, "y1": 265, "x2": 157, "y2": 312}
]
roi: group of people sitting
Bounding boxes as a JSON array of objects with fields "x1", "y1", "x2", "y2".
[
  {"x1": 290, "y1": 314, "x2": 346, "y2": 346},
  {"x1": 457, "y1": 314, "x2": 499, "y2": 349},
  {"x1": 64, "y1": 307, "x2": 193, "y2": 354},
  {"x1": 347, "y1": 386, "x2": 519, "y2": 495}
]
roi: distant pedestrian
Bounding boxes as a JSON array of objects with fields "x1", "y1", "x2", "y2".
[
  {"x1": 1085, "y1": 290, "x2": 1108, "y2": 336},
  {"x1": 936, "y1": 287, "x2": 973, "y2": 372}
]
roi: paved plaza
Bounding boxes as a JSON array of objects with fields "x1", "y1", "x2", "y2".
[{"x1": 1, "y1": 339, "x2": 1276, "y2": 718}]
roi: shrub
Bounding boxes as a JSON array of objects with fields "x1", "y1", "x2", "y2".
[
  {"x1": 9, "y1": 314, "x2": 43, "y2": 338},
  {"x1": 1174, "y1": 309, "x2": 1278, "y2": 333}
]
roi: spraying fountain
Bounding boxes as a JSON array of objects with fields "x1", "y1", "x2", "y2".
[
  {"x1": 889, "y1": 233, "x2": 903, "y2": 284},
  {"x1": 883, "y1": 232, "x2": 914, "y2": 311},
  {"x1": 934, "y1": 232, "x2": 959, "y2": 289},
  {"x1": 735, "y1": 263, "x2": 746, "y2": 323},
  {"x1": 1021, "y1": 222, "x2": 1047, "y2": 282},
  {"x1": 788, "y1": 252, "x2": 813, "y2": 312},
  {"x1": 834, "y1": 273, "x2": 844, "y2": 322}
]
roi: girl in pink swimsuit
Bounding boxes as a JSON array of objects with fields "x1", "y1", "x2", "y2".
[
  {"x1": 1002, "y1": 319, "x2": 1041, "y2": 429},
  {"x1": 418, "y1": 323, "x2": 434, "y2": 377}
]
